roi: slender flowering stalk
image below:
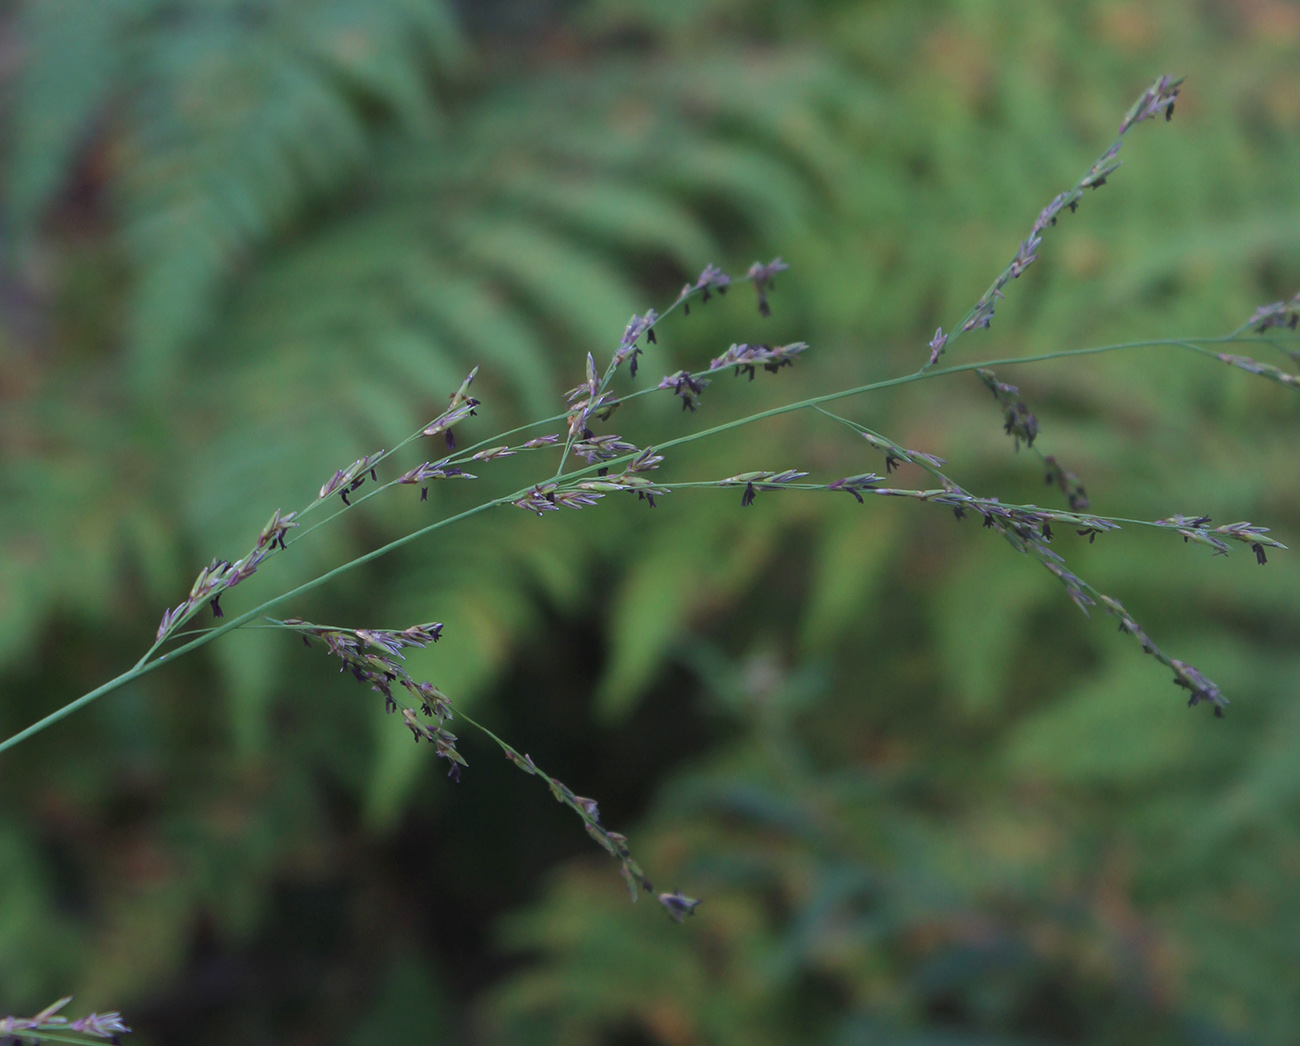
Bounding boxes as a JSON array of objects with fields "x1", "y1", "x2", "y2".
[
  {"x1": 974, "y1": 367, "x2": 1091, "y2": 508},
  {"x1": 977, "y1": 368, "x2": 1040, "y2": 450},
  {"x1": 277, "y1": 614, "x2": 666, "y2": 906},
  {"x1": 3, "y1": 78, "x2": 1297, "y2": 930},
  {"x1": 492, "y1": 737, "x2": 661, "y2": 907},
  {"x1": 810, "y1": 406, "x2": 1282, "y2": 557},
  {"x1": 1043, "y1": 455, "x2": 1090, "y2": 512},
  {"x1": 925, "y1": 75, "x2": 1183, "y2": 368},
  {"x1": 637, "y1": 471, "x2": 1280, "y2": 564}
]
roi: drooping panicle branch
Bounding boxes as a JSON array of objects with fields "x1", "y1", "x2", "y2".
[
  {"x1": 974, "y1": 372, "x2": 1092, "y2": 510},
  {"x1": 803, "y1": 406, "x2": 1256, "y2": 713},
  {"x1": 281, "y1": 615, "x2": 664, "y2": 906},
  {"x1": 284, "y1": 615, "x2": 458, "y2": 773},
  {"x1": 499, "y1": 745, "x2": 664, "y2": 908},
  {"x1": 1043, "y1": 455, "x2": 1090, "y2": 512},
  {"x1": 978, "y1": 368, "x2": 1040, "y2": 450},
  {"x1": 1099, "y1": 597, "x2": 1227, "y2": 716}
]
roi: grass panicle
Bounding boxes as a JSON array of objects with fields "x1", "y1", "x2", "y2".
[{"x1": 3, "y1": 80, "x2": 1296, "y2": 964}]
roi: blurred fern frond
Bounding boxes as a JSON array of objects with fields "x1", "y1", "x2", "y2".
[{"x1": 11, "y1": 0, "x2": 467, "y2": 382}]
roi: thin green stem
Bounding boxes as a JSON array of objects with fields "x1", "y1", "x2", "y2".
[
  {"x1": 553, "y1": 336, "x2": 1237, "y2": 487},
  {"x1": 0, "y1": 495, "x2": 515, "y2": 754}
]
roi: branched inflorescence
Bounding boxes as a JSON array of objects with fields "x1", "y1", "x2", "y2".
[
  {"x1": 675, "y1": 454, "x2": 1264, "y2": 719},
  {"x1": 10, "y1": 78, "x2": 1299, "y2": 978}
]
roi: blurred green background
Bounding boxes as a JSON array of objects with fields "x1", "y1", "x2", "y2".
[{"x1": 1, "y1": 0, "x2": 1298, "y2": 1042}]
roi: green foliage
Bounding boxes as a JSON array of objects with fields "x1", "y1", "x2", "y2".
[
  {"x1": 2, "y1": 0, "x2": 1299, "y2": 1043},
  {"x1": 486, "y1": 653, "x2": 1200, "y2": 1045}
]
